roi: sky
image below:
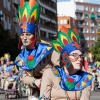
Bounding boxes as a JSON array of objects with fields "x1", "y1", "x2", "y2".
[
  {"x1": 57, "y1": 0, "x2": 100, "y2": 4},
  {"x1": 89, "y1": 0, "x2": 100, "y2": 4},
  {"x1": 57, "y1": 0, "x2": 71, "y2": 2}
]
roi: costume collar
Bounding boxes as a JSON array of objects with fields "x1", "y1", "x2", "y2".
[
  {"x1": 52, "y1": 67, "x2": 93, "y2": 91},
  {"x1": 15, "y1": 43, "x2": 53, "y2": 70}
]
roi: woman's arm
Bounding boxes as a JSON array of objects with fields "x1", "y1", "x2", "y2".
[
  {"x1": 80, "y1": 86, "x2": 91, "y2": 100},
  {"x1": 40, "y1": 68, "x2": 52, "y2": 99}
]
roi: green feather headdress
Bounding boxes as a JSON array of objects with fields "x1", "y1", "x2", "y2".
[
  {"x1": 18, "y1": 0, "x2": 40, "y2": 25},
  {"x1": 52, "y1": 26, "x2": 81, "y2": 54},
  {"x1": 4, "y1": 53, "x2": 10, "y2": 62},
  {"x1": 0, "y1": 57, "x2": 4, "y2": 61}
]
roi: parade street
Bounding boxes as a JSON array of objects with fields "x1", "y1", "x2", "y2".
[
  {"x1": 0, "y1": 91, "x2": 99, "y2": 100},
  {"x1": 90, "y1": 91, "x2": 100, "y2": 100}
]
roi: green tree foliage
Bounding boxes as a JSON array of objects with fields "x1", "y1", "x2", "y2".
[
  {"x1": 0, "y1": 24, "x2": 20, "y2": 60},
  {"x1": 89, "y1": 37, "x2": 100, "y2": 61}
]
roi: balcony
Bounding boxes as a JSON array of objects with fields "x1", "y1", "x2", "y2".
[
  {"x1": 51, "y1": 0, "x2": 56, "y2": 3},
  {"x1": 76, "y1": 16, "x2": 84, "y2": 20},
  {"x1": 38, "y1": 0, "x2": 56, "y2": 13},
  {"x1": 13, "y1": 17, "x2": 18, "y2": 23},
  {"x1": 90, "y1": 13, "x2": 95, "y2": 19},
  {"x1": 12, "y1": 0, "x2": 19, "y2": 8},
  {"x1": 41, "y1": 12, "x2": 57, "y2": 22},
  {"x1": 12, "y1": 0, "x2": 20, "y2": 4}
]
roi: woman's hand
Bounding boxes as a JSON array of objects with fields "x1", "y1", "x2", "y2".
[{"x1": 34, "y1": 78, "x2": 41, "y2": 88}]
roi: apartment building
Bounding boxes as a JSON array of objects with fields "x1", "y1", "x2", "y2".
[
  {"x1": 58, "y1": 16, "x2": 76, "y2": 31},
  {"x1": 0, "y1": 0, "x2": 20, "y2": 37},
  {"x1": 0, "y1": 0, "x2": 57, "y2": 41},
  {"x1": 57, "y1": 0, "x2": 100, "y2": 53},
  {"x1": 37, "y1": 0, "x2": 58, "y2": 41}
]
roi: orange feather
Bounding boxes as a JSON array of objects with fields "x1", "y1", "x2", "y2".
[
  {"x1": 61, "y1": 26, "x2": 68, "y2": 34},
  {"x1": 73, "y1": 28, "x2": 78, "y2": 34},
  {"x1": 29, "y1": 0, "x2": 36, "y2": 9},
  {"x1": 20, "y1": 0, "x2": 25, "y2": 8}
]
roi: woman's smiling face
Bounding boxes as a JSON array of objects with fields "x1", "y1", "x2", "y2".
[{"x1": 68, "y1": 50, "x2": 83, "y2": 70}]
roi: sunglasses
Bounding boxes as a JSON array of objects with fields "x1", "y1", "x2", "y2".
[{"x1": 69, "y1": 53, "x2": 84, "y2": 62}]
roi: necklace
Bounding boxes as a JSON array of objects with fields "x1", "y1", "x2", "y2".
[{"x1": 65, "y1": 91, "x2": 77, "y2": 100}]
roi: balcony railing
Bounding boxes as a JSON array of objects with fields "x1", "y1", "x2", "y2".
[
  {"x1": 13, "y1": 17, "x2": 18, "y2": 23},
  {"x1": 41, "y1": 12, "x2": 57, "y2": 22},
  {"x1": 12, "y1": 0, "x2": 20, "y2": 4},
  {"x1": 42, "y1": 25, "x2": 57, "y2": 32},
  {"x1": 38, "y1": 0, "x2": 56, "y2": 13},
  {"x1": 76, "y1": 16, "x2": 84, "y2": 20},
  {"x1": 40, "y1": 0, "x2": 56, "y2": 10}
]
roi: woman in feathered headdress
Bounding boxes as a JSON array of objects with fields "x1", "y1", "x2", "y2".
[
  {"x1": 87, "y1": 52, "x2": 97, "y2": 91},
  {"x1": 14, "y1": 0, "x2": 59, "y2": 98},
  {"x1": 40, "y1": 26, "x2": 93, "y2": 100},
  {"x1": 0, "y1": 56, "x2": 5, "y2": 90}
]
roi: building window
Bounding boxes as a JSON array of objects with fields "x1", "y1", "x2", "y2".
[
  {"x1": 90, "y1": 36, "x2": 95, "y2": 40},
  {"x1": 39, "y1": 18, "x2": 45, "y2": 27},
  {"x1": 96, "y1": 14, "x2": 100, "y2": 19},
  {"x1": 10, "y1": 17, "x2": 12, "y2": 25},
  {"x1": 90, "y1": 22, "x2": 94, "y2": 26},
  {"x1": 76, "y1": 5, "x2": 84, "y2": 10},
  {"x1": 98, "y1": 22, "x2": 100, "y2": 26},
  {"x1": 3, "y1": 12, "x2": 5, "y2": 21},
  {"x1": 84, "y1": 21, "x2": 88, "y2": 25},
  {"x1": 90, "y1": 7, "x2": 94, "y2": 12},
  {"x1": 41, "y1": 31, "x2": 46, "y2": 37},
  {"x1": 78, "y1": 29, "x2": 81, "y2": 33},
  {"x1": 63, "y1": 20, "x2": 67, "y2": 24},
  {"x1": 84, "y1": 36, "x2": 89, "y2": 40},
  {"x1": 3, "y1": 0, "x2": 7, "y2": 8},
  {"x1": 76, "y1": 13, "x2": 82, "y2": 18},
  {"x1": 43, "y1": 8, "x2": 45, "y2": 13},
  {"x1": 77, "y1": 21, "x2": 81, "y2": 25},
  {"x1": 0, "y1": 11, "x2": 3, "y2": 21},
  {"x1": 7, "y1": 1, "x2": 10, "y2": 11},
  {"x1": 60, "y1": 20, "x2": 63, "y2": 24},
  {"x1": 59, "y1": 20, "x2": 68, "y2": 24},
  {"x1": 49, "y1": 33, "x2": 56, "y2": 39},
  {"x1": 84, "y1": 6, "x2": 88, "y2": 11},
  {"x1": 84, "y1": 14, "x2": 88, "y2": 18},
  {"x1": 95, "y1": 7, "x2": 100, "y2": 12},
  {"x1": 14, "y1": 7, "x2": 17, "y2": 15},
  {"x1": 84, "y1": 28, "x2": 88, "y2": 33},
  {"x1": 41, "y1": 7, "x2": 45, "y2": 14},
  {"x1": 90, "y1": 28, "x2": 94, "y2": 33}
]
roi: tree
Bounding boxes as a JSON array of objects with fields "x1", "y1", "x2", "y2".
[
  {"x1": 0, "y1": 24, "x2": 20, "y2": 60},
  {"x1": 89, "y1": 37, "x2": 100, "y2": 61}
]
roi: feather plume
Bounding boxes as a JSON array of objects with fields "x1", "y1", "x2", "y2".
[
  {"x1": 29, "y1": 0, "x2": 36, "y2": 9},
  {"x1": 73, "y1": 28, "x2": 78, "y2": 35},
  {"x1": 20, "y1": 0, "x2": 25, "y2": 8},
  {"x1": 61, "y1": 26, "x2": 68, "y2": 34}
]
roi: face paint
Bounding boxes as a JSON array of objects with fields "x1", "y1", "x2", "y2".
[
  {"x1": 20, "y1": 33, "x2": 36, "y2": 49},
  {"x1": 23, "y1": 40, "x2": 28, "y2": 46},
  {"x1": 62, "y1": 52, "x2": 72, "y2": 69}
]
